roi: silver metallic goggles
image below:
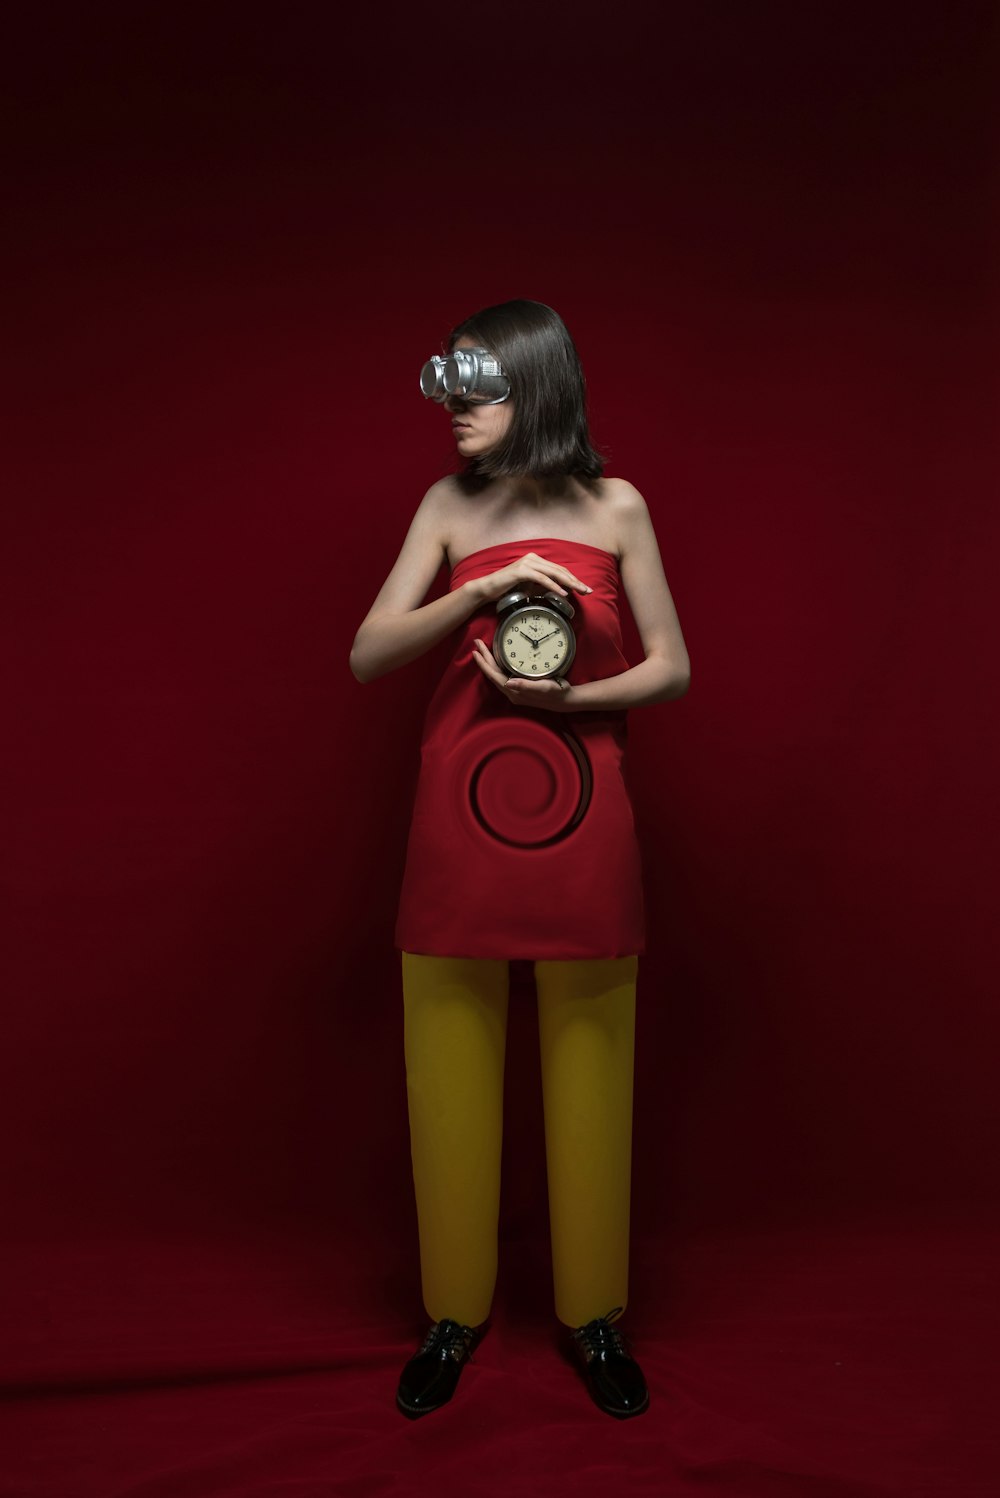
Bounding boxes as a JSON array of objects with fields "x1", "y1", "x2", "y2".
[{"x1": 419, "y1": 346, "x2": 511, "y2": 405}]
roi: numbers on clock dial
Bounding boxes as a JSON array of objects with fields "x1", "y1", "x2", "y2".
[{"x1": 501, "y1": 612, "x2": 568, "y2": 676}]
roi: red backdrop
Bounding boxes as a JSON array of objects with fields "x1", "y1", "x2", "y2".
[{"x1": 2, "y1": 5, "x2": 996, "y2": 1495}]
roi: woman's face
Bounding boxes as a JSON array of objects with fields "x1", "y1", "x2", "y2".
[{"x1": 444, "y1": 335, "x2": 514, "y2": 458}]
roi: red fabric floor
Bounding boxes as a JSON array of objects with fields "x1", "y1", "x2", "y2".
[{"x1": 1, "y1": 1213, "x2": 993, "y2": 1498}]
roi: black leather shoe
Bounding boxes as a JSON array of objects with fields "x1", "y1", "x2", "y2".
[
  {"x1": 570, "y1": 1306, "x2": 650, "y2": 1418},
  {"x1": 396, "y1": 1317, "x2": 485, "y2": 1418}
]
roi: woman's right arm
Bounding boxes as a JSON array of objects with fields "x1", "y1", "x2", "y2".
[
  {"x1": 350, "y1": 482, "x2": 593, "y2": 683},
  {"x1": 349, "y1": 483, "x2": 478, "y2": 683}
]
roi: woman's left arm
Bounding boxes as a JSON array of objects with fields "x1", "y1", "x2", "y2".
[{"x1": 471, "y1": 481, "x2": 691, "y2": 713}]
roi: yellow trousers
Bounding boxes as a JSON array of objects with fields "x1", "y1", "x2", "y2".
[{"x1": 401, "y1": 952, "x2": 638, "y2": 1329}]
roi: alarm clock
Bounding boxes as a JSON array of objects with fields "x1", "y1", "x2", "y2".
[{"x1": 492, "y1": 590, "x2": 577, "y2": 680}]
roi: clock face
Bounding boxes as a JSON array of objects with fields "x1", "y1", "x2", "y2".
[{"x1": 497, "y1": 608, "x2": 574, "y2": 678}]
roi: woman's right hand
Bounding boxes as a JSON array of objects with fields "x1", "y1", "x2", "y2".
[{"x1": 471, "y1": 552, "x2": 593, "y2": 606}]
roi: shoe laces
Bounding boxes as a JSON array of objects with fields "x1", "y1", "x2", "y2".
[
  {"x1": 418, "y1": 1318, "x2": 478, "y2": 1363},
  {"x1": 571, "y1": 1306, "x2": 630, "y2": 1360}
]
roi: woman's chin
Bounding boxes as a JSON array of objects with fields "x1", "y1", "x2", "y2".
[{"x1": 457, "y1": 437, "x2": 493, "y2": 457}]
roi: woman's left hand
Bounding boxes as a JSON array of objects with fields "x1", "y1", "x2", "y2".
[{"x1": 471, "y1": 638, "x2": 576, "y2": 712}]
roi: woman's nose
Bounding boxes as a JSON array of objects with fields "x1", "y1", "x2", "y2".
[{"x1": 444, "y1": 394, "x2": 470, "y2": 414}]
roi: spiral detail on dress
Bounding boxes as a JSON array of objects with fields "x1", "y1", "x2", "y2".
[{"x1": 458, "y1": 719, "x2": 593, "y2": 848}]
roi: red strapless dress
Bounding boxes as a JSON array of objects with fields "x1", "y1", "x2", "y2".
[{"x1": 394, "y1": 537, "x2": 646, "y2": 960}]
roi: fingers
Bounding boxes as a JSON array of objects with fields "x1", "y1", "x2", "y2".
[
  {"x1": 471, "y1": 640, "x2": 569, "y2": 711},
  {"x1": 471, "y1": 637, "x2": 511, "y2": 689},
  {"x1": 556, "y1": 567, "x2": 592, "y2": 594},
  {"x1": 520, "y1": 554, "x2": 592, "y2": 595},
  {"x1": 527, "y1": 568, "x2": 591, "y2": 597},
  {"x1": 478, "y1": 556, "x2": 593, "y2": 604},
  {"x1": 491, "y1": 554, "x2": 592, "y2": 599},
  {"x1": 534, "y1": 572, "x2": 569, "y2": 596}
]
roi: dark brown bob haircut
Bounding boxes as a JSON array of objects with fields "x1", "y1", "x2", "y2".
[{"x1": 447, "y1": 299, "x2": 605, "y2": 484}]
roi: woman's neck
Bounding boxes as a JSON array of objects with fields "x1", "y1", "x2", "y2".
[{"x1": 499, "y1": 474, "x2": 573, "y2": 507}]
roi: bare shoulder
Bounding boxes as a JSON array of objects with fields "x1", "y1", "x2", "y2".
[
  {"x1": 593, "y1": 477, "x2": 656, "y2": 556},
  {"x1": 358, "y1": 477, "x2": 457, "y2": 622},
  {"x1": 598, "y1": 475, "x2": 647, "y2": 512},
  {"x1": 418, "y1": 473, "x2": 463, "y2": 515},
  {"x1": 408, "y1": 474, "x2": 466, "y2": 551},
  {"x1": 422, "y1": 473, "x2": 467, "y2": 531}
]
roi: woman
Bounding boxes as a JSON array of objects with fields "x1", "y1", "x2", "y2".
[{"x1": 350, "y1": 299, "x2": 690, "y2": 1420}]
